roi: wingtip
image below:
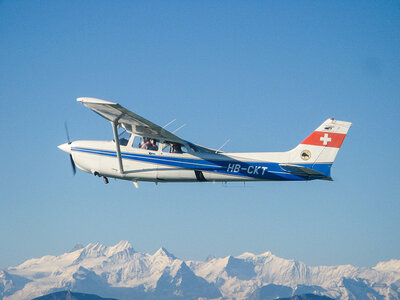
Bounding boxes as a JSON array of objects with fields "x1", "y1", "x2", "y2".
[{"x1": 77, "y1": 97, "x2": 117, "y2": 105}]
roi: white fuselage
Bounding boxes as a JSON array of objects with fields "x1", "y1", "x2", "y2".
[
  {"x1": 59, "y1": 99, "x2": 350, "y2": 185},
  {"x1": 62, "y1": 140, "x2": 304, "y2": 183}
]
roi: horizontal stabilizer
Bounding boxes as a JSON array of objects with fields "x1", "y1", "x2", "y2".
[{"x1": 279, "y1": 164, "x2": 333, "y2": 181}]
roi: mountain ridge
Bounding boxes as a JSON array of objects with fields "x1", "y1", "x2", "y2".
[{"x1": 1, "y1": 241, "x2": 399, "y2": 299}]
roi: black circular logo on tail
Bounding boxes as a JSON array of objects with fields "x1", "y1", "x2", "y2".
[{"x1": 301, "y1": 150, "x2": 311, "y2": 161}]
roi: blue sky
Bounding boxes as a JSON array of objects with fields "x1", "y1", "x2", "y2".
[{"x1": 0, "y1": 1, "x2": 399, "y2": 269}]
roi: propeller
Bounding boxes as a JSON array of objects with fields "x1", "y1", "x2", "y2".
[
  {"x1": 64, "y1": 121, "x2": 71, "y2": 144},
  {"x1": 64, "y1": 121, "x2": 76, "y2": 175},
  {"x1": 69, "y1": 153, "x2": 76, "y2": 175}
]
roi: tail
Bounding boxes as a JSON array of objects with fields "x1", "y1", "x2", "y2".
[{"x1": 282, "y1": 118, "x2": 352, "y2": 180}]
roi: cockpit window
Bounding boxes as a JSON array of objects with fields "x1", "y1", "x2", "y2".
[
  {"x1": 132, "y1": 136, "x2": 142, "y2": 149},
  {"x1": 118, "y1": 130, "x2": 131, "y2": 146},
  {"x1": 163, "y1": 142, "x2": 188, "y2": 154},
  {"x1": 132, "y1": 136, "x2": 159, "y2": 151}
]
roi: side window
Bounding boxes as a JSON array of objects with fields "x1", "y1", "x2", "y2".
[
  {"x1": 132, "y1": 136, "x2": 159, "y2": 151},
  {"x1": 132, "y1": 136, "x2": 143, "y2": 149},
  {"x1": 188, "y1": 143, "x2": 199, "y2": 152},
  {"x1": 162, "y1": 142, "x2": 188, "y2": 154},
  {"x1": 178, "y1": 145, "x2": 188, "y2": 153},
  {"x1": 162, "y1": 143, "x2": 172, "y2": 153}
]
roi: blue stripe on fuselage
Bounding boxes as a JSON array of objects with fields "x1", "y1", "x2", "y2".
[{"x1": 71, "y1": 147, "x2": 331, "y2": 181}]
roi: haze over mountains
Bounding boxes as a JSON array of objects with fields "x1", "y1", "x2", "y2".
[{"x1": 1, "y1": 241, "x2": 399, "y2": 299}]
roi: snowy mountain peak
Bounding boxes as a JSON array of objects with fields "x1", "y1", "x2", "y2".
[
  {"x1": 205, "y1": 254, "x2": 216, "y2": 262},
  {"x1": 73, "y1": 241, "x2": 136, "y2": 263},
  {"x1": 237, "y1": 250, "x2": 274, "y2": 260},
  {"x1": 114, "y1": 240, "x2": 132, "y2": 249},
  {"x1": 259, "y1": 250, "x2": 273, "y2": 257},
  {"x1": 69, "y1": 243, "x2": 84, "y2": 253},
  {"x1": 2, "y1": 242, "x2": 400, "y2": 300},
  {"x1": 153, "y1": 247, "x2": 176, "y2": 259},
  {"x1": 237, "y1": 252, "x2": 257, "y2": 259},
  {"x1": 76, "y1": 243, "x2": 107, "y2": 259},
  {"x1": 85, "y1": 242, "x2": 106, "y2": 253},
  {"x1": 374, "y1": 259, "x2": 400, "y2": 273},
  {"x1": 105, "y1": 241, "x2": 135, "y2": 257}
]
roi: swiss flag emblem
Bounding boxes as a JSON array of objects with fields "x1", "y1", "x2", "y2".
[{"x1": 301, "y1": 131, "x2": 346, "y2": 148}]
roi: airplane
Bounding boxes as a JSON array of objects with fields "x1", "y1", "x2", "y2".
[{"x1": 58, "y1": 97, "x2": 352, "y2": 187}]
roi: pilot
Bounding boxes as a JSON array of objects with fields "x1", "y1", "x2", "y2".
[{"x1": 171, "y1": 143, "x2": 182, "y2": 153}]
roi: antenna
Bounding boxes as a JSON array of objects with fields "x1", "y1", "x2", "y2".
[
  {"x1": 222, "y1": 181, "x2": 253, "y2": 188},
  {"x1": 172, "y1": 124, "x2": 186, "y2": 134},
  {"x1": 162, "y1": 119, "x2": 176, "y2": 129},
  {"x1": 216, "y1": 138, "x2": 231, "y2": 153}
]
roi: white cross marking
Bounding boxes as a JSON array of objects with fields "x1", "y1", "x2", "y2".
[{"x1": 320, "y1": 133, "x2": 332, "y2": 146}]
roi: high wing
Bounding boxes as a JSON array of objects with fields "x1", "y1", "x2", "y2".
[{"x1": 77, "y1": 97, "x2": 185, "y2": 143}]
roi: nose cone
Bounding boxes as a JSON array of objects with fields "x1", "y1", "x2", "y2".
[{"x1": 58, "y1": 143, "x2": 71, "y2": 154}]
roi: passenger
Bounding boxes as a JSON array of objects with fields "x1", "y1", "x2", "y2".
[
  {"x1": 140, "y1": 137, "x2": 149, "y2": 149},
  {"x1": 140, "y1": 138, "x2": 158, "y2": 151},
  {"x1": 148, "y1": 139, "x2": 158, "y2": 151}
]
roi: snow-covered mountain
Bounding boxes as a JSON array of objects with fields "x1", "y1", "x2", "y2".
[
  {"x1": 1, "y1": 241, "x2": 399, "y2": 299},
  {"x1": 188, "y1": 251, "x2": 400, "y2": 299}
]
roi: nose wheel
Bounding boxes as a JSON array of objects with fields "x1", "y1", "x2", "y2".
[{"x1": 103, "y1": 177, "x2": 109, "y2": 184}]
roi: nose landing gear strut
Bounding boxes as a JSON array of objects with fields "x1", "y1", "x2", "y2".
[{"x1": 93, "y1": 171, "x2": 109, "y2": 184}]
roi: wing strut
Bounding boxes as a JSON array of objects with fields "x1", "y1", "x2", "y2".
[{"x1": 111, "y1": 121, "x2": 124, "y2": 174}]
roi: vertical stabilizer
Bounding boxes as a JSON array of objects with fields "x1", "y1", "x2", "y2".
[{"x1": 288, "y1": 119, "x2": 352, "y2": 168}]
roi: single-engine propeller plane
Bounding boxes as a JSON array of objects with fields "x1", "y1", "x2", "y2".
[{"x1": 58, "y1": 98, "x2": 352, "y2": 187}]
